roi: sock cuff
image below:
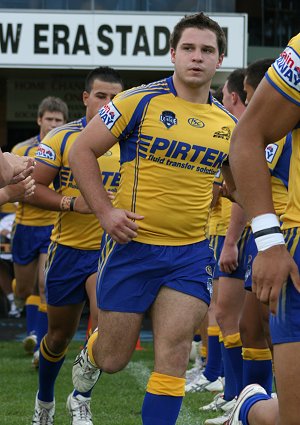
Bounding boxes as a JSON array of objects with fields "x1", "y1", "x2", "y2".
[
  {"x1": 146, "y1": 372, "x2": 186, "y2": 397},
  {"x1": 242, "y1": 347, "x2": 273, "y2": 361},
  {"x1": 38, "y1": 303, "x2": 48, "y2": 313},
  {"x1": 40, "y1": 337, "x2": 67, "y2": 362},
  {"x1": 207, "y1": 326, "x2": 220, "y2": 336},
  {"x1": 87, "y1": 330, "x2": 98, "y2": 366},
  {"x1": 26, "y1": 295, "x2": 41, "y2": 306},
  {"x1": 223, "y1": 332, "x2": 242, "y2": 348}
]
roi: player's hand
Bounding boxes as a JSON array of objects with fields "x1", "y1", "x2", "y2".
[
  {"x1": 4, "y1": 153, "x2": 35, "y2": 183},
  {"x1": 3, "y1": 176, "x2": 35, "y2": 202},
  {"x1": 252, "y1": 244, "x2": 300, "y2": 314},
  {"x1": 219, "y1": 241, "x2": 239, "y2": 273},
  {"x1": 100, "y1": 208, "x2": 144, "y2": 244}
]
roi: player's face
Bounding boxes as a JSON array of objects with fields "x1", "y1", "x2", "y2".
[
  {"x1": 38, "y1": 111, "x2": 65, "y2": 139},
  {"x1": 171, "y1": 28, "x2": 223, "y2": 89},
  {"x1": 222, "y1": 80, "x2": 233, "y2": 112},
  {"x1": 83, "y1": 79, "x2": 123, "y2": 122},
  {"x1": 243, "y1": 77, "x2": 255, "y2": 106}
]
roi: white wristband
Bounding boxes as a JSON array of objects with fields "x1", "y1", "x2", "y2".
[
  {"x1": 251, "y1": 213, "x2": 280, "y2": 233},
  {"x1": 251, "y1": 213, "x2": 285, "y2": 251},
  {"x1": 255, "y1": 232, "x2": 285, "y2": 251}
]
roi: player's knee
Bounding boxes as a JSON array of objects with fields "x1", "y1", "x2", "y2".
[{"x1": 99, "y1": 354, "x2": 130, "y2": 374}]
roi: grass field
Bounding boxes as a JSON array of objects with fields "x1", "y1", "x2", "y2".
[{"x1": 0, "y1": 340, "x2": 224, "y2": 424}]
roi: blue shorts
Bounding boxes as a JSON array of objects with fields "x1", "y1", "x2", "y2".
[
  {"x1": 216, "y1": 227, "x2": 254, "y2": 282},
  {"x1": 97, "y1": 236, "x2": 215, "y2": 313},
  {"x1": 209, "y1": 235, "x2": 225, "y2": 279},
  {"x1": 270, "y1": 227, "x2": 300, "y2": 344},
  {"x1": 45, "y1": 242, "x2": 99, "y2": 306},
  {"x1": 11, "y1": 223, "x2": 53, "y2": 265}
]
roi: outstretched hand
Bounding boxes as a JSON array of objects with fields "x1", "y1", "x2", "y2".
[
  {"x1": 2, "y1": 176, "x2": 35, "y2": 203},
  {"x1": 4, "y1": 153, "x2": 35, "y2": 184},
  {"x1": 252, "y1": 244, "x2": 300, "y2": 314}
]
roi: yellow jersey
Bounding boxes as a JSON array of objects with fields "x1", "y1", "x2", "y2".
[
  {"x1": 99, "y1": 78, "x2": 236, "y2": 245},
  {"x1": 12, "y1": 135, "x2": 57, "y2": 226},
  {"x1": 35, "y1": 118, "x2": 120, "y2": 249}
]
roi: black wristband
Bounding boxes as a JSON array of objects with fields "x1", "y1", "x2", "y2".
[
  {"x1": 70, "y1": 197, "x2": 76, "y2": 212},
  {"x1": 253, "y1": 226, "x2": 282, "y2": 239}
]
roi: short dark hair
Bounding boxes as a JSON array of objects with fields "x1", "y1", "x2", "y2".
[
  {"x1": 38, "y1": 96, "x2": 68, "y2": 121},
  {"x1": 85, "y1": 66, "x2": 124, "y2": 92},
  {"x1": 227, "y1": 68, "x2": 247, "y2": 104},
  {"x1": 170, "y1": 12, "x2": 226, "y2": 56},
  {"x1": 245, "y1": 59, "x2": 275, "y2": 90}
]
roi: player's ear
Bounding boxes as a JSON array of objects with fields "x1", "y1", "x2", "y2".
[{"x1": 82, "y1": 91, "x2": 89, "y2": 107}]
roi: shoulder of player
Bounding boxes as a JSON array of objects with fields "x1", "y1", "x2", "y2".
[
  {"x1": 43, "y1": 121, "x2": 82, "y2": 145},
  {"x1": 11, "y1": 135, "x2": 39, "y2": 154},
  {"x1": 116, "y1": 78, "x2": 171, "y2": 102},
  {"x1": 211, "y1": 97, "x2": 238, "y2": 124}
]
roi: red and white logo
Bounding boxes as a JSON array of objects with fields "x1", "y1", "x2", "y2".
[{"x1": 99, "y1": 102, "x2": 121, "y2": 130}]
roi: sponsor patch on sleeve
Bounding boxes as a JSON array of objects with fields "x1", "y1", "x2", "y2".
[
  {"x1": 35, "y1": 143, "x2": 56, "y2": 161},
  {"x1": 272, "y1": 46, "x2": 300, "y2": 91},
  {"x1": 99, "y1": 102, "x2": 121, "y2": 130},
  {"x1": 265, "y1": 143, "x2": 279, "y2": 163}
]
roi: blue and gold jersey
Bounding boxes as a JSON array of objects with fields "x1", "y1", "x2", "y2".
[
  {"x1": 266, "y1": 134, "x2": 291, "y2": 217},
  {"x1": 266, "y1": 34, "x2": 300, "y2": 228},
  {"x1": 35, "y1": 118, "x2": 120, "y2": 249},
  {"x1": 99, "y1": 77, "x2": 236, "y2": 245},
  {"x1": 12, "y1": 135, "x2": 57, "y2": 226}
]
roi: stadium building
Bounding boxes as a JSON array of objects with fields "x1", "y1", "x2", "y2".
[{"x1": 0, "y1": 0, "x2": 298, "y2": 149}]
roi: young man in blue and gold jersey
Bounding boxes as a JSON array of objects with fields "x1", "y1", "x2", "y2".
[
  {"x1": 11, "y1": 96, "x2": 68, "y2": 360},
  {"x1": 27, "y1": 67, "x2": 124, "y2": 425},
  {"x1": 225, "y1": 33, "x2": 300, "y2": 425},
  {"x1": 69, "y1": 13, "x2": 237, "y2": 425}
]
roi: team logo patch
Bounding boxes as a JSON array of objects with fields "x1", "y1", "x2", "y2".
[
  {"x1": 213, "y1": 126, "x2": 231, "y2": 140},
  {"x1": 160, "y1": 110, "x2": 177, "y2": 129},
  {"x1": 188, "y1": 117, "x2": 205, "y2": 128},
  {"x1": 35, "y1": 143, "x2": 56, "y2": 160},
  {"x1": 273, "y1": 46, "x2": 300, "y2": 90},
  {"x1": 206, "y1": 265, "x2": 213, "y2": 276},
  {"x1": 99, "y1": 102, "x2": 121, "y2": 130},
  {"x1": 265, "y1": 143, "x2": 278, "y2": 163}
]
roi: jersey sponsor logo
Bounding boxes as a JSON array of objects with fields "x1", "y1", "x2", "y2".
[
  {"x1": 99, "y1": 102, "x2": 121, "y2": 130},
  {"x1": 213, "y1": 126, "x2": 231, "y2": 140},
  {"x1": 138, "y1": 134, "x2": 228, "y2": 170},
  {"x1": 188, "y1": 118, "x2": 205, "y2": 128},
  {"x1": 265, "y1": 143, "x2": 278, "y2": 163},
  {"x1": 273, "y1": 46, "x2": 300, "y2": 89},
  {"x1": 36, "y1": 143, "x2": 56, "y2": 160},
  {"x1": 160, "y1": 110, "x2": 177, "y2": 129}
]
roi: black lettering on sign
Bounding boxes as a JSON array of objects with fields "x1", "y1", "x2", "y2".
[
  {"x1": 116, "y1": 26, "x2": 132, "y2": 55},
  {"x1": 72, "y1": 25, "x2": 89, "y2": 54},
  {"x1": 97, "y1": 25, "x2": 113, "y2": 55},
  {"x1": 53, "y1": 25, "x2": 69, "y2": 54},
  {"x1": 0, "y1": 23, "x2": 22, "y2": 53},
  {"x1": 133, "y1": 26, "x2": 150, "y2": 56},
  {"x1": 154, "y1": 26, "x2": 170, "y2": 56},
  {"x1": 34, "y1": 24, "x2": 49, "y2": 54}
]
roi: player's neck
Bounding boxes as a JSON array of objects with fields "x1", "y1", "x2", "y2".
[{"x1": 172, "y1": 75, "x2": 211, "y2": 104}]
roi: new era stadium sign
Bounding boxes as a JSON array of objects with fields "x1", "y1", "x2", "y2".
[{"x1": 0, "y1": 10, "x2": 247, "y2": 71}]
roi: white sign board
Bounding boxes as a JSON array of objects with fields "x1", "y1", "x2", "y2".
[{"x1": 0, "y1": 11, "x2": 247, "y2": 70}]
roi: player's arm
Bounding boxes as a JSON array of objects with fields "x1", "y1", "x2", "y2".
[
  {"x1": 230, "y1": 78, "x2": 298, "y2": 217},
  {"x1": 69, "y1": 114, "x2": 144, "y2": 244},
  {"x1": 219, "y1": 203, "x2": 247, "y2": 274},
  {"x1": 230, "y1": 78, "x2": 300, "y2": 313}
]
